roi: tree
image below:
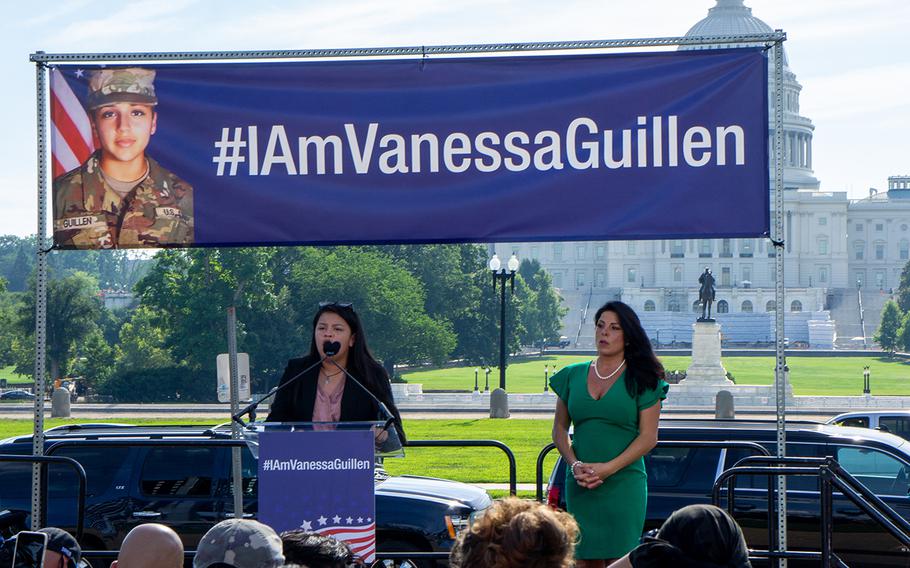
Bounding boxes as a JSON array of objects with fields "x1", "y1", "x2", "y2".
[
  {"x1": 116, "y1": 305, "x2": 174, "y2": 372},
  {"x1": 282, "y1": 247, "x2": 456, "y2": 378},
  {"x1": 135, "y1": 248, "x2": 282, "y2": 380},
  {"x1": 516, "y1": 259, "x2": 567, "y2": 348},
  {"x1": 73, "y1": 327, "x2": 116, "y2": 390},
  {"x1": 899, "y1": 261, "x2": 910, "y2": 314},
  {"x1": 875, "y1": 300, "x2": 902, "y2": 355},
  {"x1": 0, "y1": 277, "x2": 22, "y2": 366},
  {"x1": 17, "y1": 271, "x2": 104, "y2": 380},
  {"x1": 897, "y1": 313, "x2": 910, "y2": 354}
]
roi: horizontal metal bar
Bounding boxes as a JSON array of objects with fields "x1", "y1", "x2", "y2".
[
  {"x1": 407, "y1": 439, "x2": 516, "y2": 495},
  {"x1": 30, "y1": 32, "x2": 785, "y2": 64}
]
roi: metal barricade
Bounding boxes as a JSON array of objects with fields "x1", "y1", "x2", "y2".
[
  {"x1": 0, "y1": 454, "x2": 87, "y2": 540},
  {"x1": 713, "y1": 455, "x2": 910, "y2": 568}
]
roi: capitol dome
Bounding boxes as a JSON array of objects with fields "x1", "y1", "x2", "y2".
[
  {"x1": 684, "y1": 0, "x2": 816, "y2": 189},
  {"x1": 685, "y1": 0, "x2": 774, "y2": 37}
]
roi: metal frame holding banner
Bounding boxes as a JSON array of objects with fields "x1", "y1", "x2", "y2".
[{"x1": 31, "y1": 31, "x2": 790, "y2": 563}]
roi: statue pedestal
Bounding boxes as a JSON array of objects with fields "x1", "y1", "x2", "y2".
[{"x1": 683, "y1": 321, "x2": 733, "y2": 386}]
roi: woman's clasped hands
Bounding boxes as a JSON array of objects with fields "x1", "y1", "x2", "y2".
[{"x1": 572, "y1": 461, "x2": 619, "y2": 489}]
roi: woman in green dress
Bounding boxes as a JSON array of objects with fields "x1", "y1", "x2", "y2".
[{"x1": 550, "y1": 301, "x2": 669, "y2": 567}]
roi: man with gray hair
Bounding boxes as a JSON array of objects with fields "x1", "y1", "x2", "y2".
[{"x1": 112, "y1": 523, "x2": 184, "y2": 568}]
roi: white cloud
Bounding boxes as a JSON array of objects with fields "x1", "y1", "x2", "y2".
[{"x1": 48, "y1": 0, "x2": 200, "y2": 47}]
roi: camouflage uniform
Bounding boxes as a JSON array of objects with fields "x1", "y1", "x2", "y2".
[{"x1": 53, "y1": 150, "x2": 194, "y2": 249}]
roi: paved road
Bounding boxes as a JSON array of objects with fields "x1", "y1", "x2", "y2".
[{"x1": 0, "y1": 402, "x2": 840, "y2": 423}]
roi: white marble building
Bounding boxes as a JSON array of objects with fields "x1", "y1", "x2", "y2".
[{"x1": 493, "y1": 1, "x2": 907, "y2": 349}]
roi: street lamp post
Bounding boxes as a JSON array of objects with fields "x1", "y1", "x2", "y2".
[
  {"x1": 488, "y1": 253, "x2": 519, "y2": 418},
  {"x1": 490, "y1": 253, "x2": 520, "y2": 390},
  {"x1": 474, "y1": 368, "x2": 479, "y2": 393}
]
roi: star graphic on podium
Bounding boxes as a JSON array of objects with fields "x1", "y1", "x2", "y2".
[
  {"x1": 300, "y1": 520, "x2": 312, "y2": 530},
  {"x1": 346, "y1": 516, "x2": 353, "y2": 524},
  {"x1": 318, "y1": 516, "x2": 328, "y2": 526},
  {"x1": 333, "y1": 515, "x2": 341, "y2": 524},
  {"x1": 357, "y1": 517, "x2": 363, "y2": 523}
]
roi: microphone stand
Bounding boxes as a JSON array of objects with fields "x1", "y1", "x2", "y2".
[
  {"x1": 231, "y1": 355, "x2": 328, "y2": 429},
  {"x1": 324, "y1": 355, "x2": 397, "y2": 432}
]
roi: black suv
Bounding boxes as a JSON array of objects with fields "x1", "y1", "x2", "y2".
[
  {"x1": 0, "y1": 424, "x2": 491, "y2": 567},
  {"x1": 546, "y1": 419, "x2": 910, "y2": 568}
]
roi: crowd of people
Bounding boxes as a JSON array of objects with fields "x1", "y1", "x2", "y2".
[{"x1": 3, "y1": 500, "x2": 750, "y2": 568}]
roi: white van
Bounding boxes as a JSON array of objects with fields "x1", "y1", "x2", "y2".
[{"x1": 827, "y1": 410, "x2": 910, "y2": 440}]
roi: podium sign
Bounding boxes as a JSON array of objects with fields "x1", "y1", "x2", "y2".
[{"x1": 258, "y1": 429, "x2": 376, "y2": 563}]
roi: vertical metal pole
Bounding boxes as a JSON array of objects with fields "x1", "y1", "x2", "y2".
[
  {"x1": 227, "y1": 307, "x2": 243, "y2": 518},
  {"x1": 499, "y1": 271, "x2": 507, "y2": 390},
  {"x1": 820, "y1": 469, "x2": 833, "y2": 568},
  {"x1": 32, "y1": 58, "x2": 49, "y2": 530},
  {"x1": 772, "y1": 37, "x2": 788, "y2": 568}
]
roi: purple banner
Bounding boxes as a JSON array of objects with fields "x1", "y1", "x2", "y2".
[
  {"x1": 258, "y1": 430, "x2": 375, "y2": 563},
  {"x1": 51, "y1": 48, "x2": 768, "y2": 249}
]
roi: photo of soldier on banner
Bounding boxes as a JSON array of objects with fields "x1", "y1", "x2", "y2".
[{"x1": 51, "y1": 67, "x2": 194, "y2": 250}]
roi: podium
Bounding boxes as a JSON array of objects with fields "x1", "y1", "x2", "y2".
[{"x1": 244, "y1": 420, "x2": 401, "y2": 564}]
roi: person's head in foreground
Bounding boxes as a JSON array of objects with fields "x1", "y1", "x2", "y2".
[
  {"x1": 279, "y1": 530, "x2": 354, "y2": 568},
  {"x1": 449, "y1": 498, "x2": 579, "y2": 568},
  {"x1": 112, "y1": 523, "x2": 184, "y2": 568},
  {"x1": 193, "y1": 519, "x2": 284, "y2": 568},
  {"x1": 610, "y1": 504, "x2": 751, "y2": 568},
  {"x1": 40, "y1": 527, "x2": 85, "y2": 568}
]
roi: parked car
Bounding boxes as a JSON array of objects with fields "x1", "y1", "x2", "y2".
[
  {"x1": 546, "y1": 419, "x2": 910, "y2": 567},
  {"x1": 0, "y1": 390, "x2": 35, "y2": 401},
  {"x1": 0, "y1": 424, "x2": 491, "y2": 567},
  {"x1": 541, "y1": 336, "x2": 570, "y2": 349},
  {"x1": 827, "y1": 410, "x2": 910, "y2": 440}
]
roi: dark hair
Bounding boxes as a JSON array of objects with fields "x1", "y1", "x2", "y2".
[
  {"x1": 280, "y1": 530, "x2": 353, "y2": 568},
  {"x1": 450, "y1": 497, "x2": 579, "y2": 568},
  {"x1": 308, "y1": 303, "x2": 406, "y2": 442},
  {"x1": 594, "y1": 301, "x2": 664, "y2": 397},
  {"x1": 630, "y1": 504, "x2": 751, "y2": 568}
]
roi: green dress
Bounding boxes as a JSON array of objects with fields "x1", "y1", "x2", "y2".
[{"x1": 550, "y1": 361, "x2": 669, "y2": 559}]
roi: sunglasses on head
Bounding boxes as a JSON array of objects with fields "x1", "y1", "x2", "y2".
[{"x1": 319, "y1": 301, "x2": 353, "y2": 309}]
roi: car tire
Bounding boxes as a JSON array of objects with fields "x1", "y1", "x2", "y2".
[{"x1": 373, "y1": 538, "x2": 435, "y2": 568}]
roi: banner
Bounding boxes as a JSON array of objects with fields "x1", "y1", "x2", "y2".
[
  {"x1": 50, "y1": 48, "x2": 769, "y2": 249},
  {"x1": 258, "y1": 429, "x2": 376, "y2": 563}
]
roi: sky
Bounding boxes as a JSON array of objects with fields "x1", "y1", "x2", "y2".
[{"x1": 1, "y1": 0, "x2": 907, "y2": 238}]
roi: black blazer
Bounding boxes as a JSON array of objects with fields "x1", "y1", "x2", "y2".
[{"x1": 265, "y1": 356, "x2": 406, "y2": 442}]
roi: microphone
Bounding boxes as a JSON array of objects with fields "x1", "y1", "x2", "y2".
[
  {"x1": 231, "y1": 350, "x2": 330, "y2": 429},
  {"x1": 323, "y1": 340, "x2": 341, "y2": 357}
]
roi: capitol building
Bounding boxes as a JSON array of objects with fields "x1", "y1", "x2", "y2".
[{"x1": 494, "y1": 0, "x2": 910, "y2": 349}]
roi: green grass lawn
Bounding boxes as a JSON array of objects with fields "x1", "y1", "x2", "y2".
[
  {"x1": 402, "y1": 355, "x2": 910, "y2": 396},
  {"x1": 0, "y1": 366, "x2": 30, "y2": 385},
  {"x1": 0, "y1": 418, "x2": 556, "y2": 487}
]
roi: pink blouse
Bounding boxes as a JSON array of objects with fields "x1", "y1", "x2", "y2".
[{"x1": 313, "y1": 376, "x2": 346, "y2": 427}]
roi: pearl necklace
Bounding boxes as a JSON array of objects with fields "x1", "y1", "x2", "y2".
[{"x1": 591, "y1": 359, "x2": 625, "y2": 381}]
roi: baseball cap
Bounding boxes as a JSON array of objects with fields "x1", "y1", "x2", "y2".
[
  {"x1": 86, "y1": 68, "x2": 158, "y2": 109},
  {"x1": 193, "y1": 519, "x2": 284, "y2": 568},
  {"x1": 39, "y1": 527, "x2": 83, "y2": 568}
]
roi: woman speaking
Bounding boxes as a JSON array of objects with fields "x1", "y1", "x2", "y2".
[
  {"x1": 550, "y1": 301, "x2": 668, "y2": 567},
  {"x1": 266, "y1": 302, "x2": 406, "y2": 444}
]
